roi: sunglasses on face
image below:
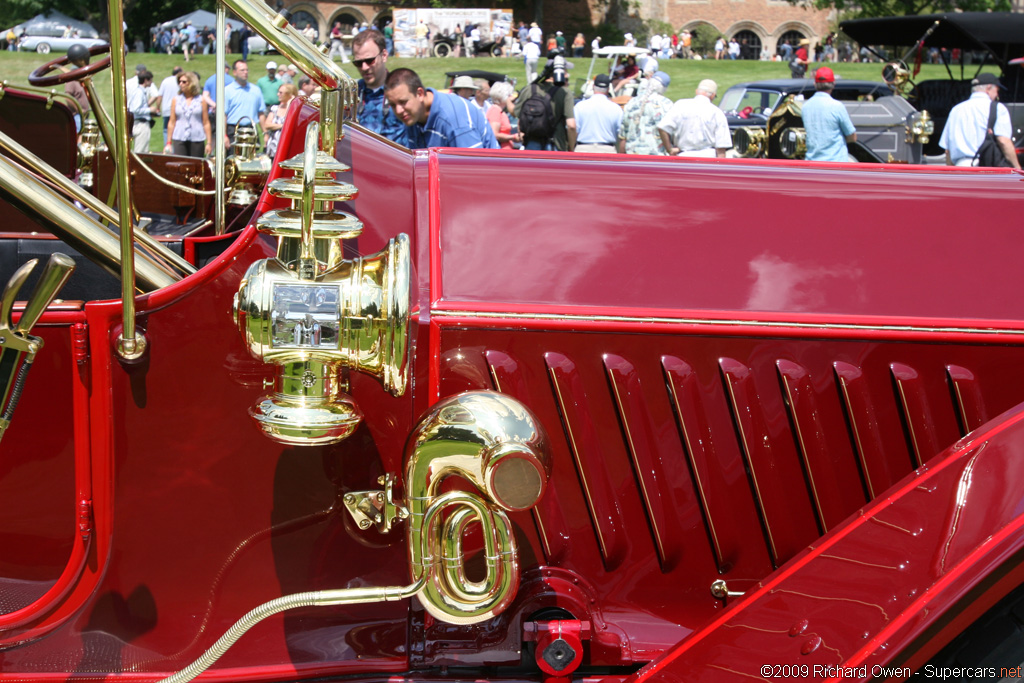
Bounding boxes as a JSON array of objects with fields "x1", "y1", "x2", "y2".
[{"x1": 352, "y1": 51, "x2": 382, "y2": 68}]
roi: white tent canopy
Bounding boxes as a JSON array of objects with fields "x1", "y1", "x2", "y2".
[{"x1": 153, "y1": 10, "x2": 244, "y2": 33}]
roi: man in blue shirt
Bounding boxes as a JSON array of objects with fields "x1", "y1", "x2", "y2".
[
  {"x1": 801, "y1": 67, "x2": 856, "y2": 162},
  {"x1": 224, "y1": 60, "x2": 266, "y2": 148},
  {"x1": 573, "y1": 74, "x2": 622, "y2": 153},
  {"x1": 384, "y1": 68, "x2": 498, "y2": 150},
  {"x1": 352, "y1": 29, "x2": 407, "y2": 146}
]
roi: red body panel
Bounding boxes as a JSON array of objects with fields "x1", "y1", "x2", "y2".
[{"x1": 3, "y1": 102, "x2": 1024, "y2": 681}]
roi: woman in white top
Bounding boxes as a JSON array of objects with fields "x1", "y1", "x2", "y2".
[
  {"x1": 263, "y1": 83, "x2": 298, "y2": 158},
  {"x1": 164, "y1": 71, "x2": 211, "y2": 158}
]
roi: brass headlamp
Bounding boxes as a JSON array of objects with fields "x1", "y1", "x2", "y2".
[
  {"x1": 907, "y1": 110, "x2": 934, "y2": 144},
  {"x1": 233, "y1": 121, "x2": 409, "y2": 445},
  {"x1": 733, "y1": 126, "x2": 766, "y2": 158},
  {"x1": 780, "y1": 127, "x2": 807, "y2": 159}
]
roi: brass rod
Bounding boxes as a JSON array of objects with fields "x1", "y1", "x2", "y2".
[
  {"x1": 83, "y1": 78, "x2": 115, "y2": 153},
  {"x1": 0, "y1": 129, "x2": 194, "y2": 277},
  {"x1": 0, "y1": 156, "x2": 175, "y2": 291},
  {"x1": 219, "y1": 0, "x2": 352, "y2": 90},
  {"x1": 299, "y1": 121, "x2": 317, "y2": 277},
  {"x1": 106, "y1": 0, "x2": 144, "y2": 356},
  {"x1": 215, "y1": 5, "x2": 226, "y2": 234}
]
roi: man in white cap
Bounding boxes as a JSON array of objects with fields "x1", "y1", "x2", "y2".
[
  {"x1": 657, "y1": 78, "x2": 732, "y2": 158},
  {"x1": 618, "y1": 71, "x2": 673, "y2": 155},
  {"x1": 941, "y1": 72, "x2": 1019, "y2": 167},
  {"x1": 574, "y1": 73, "x2": 621, "y2": 153},
  {"x1": 256, "y1": 61, "x2": 282, "y2": 107}
]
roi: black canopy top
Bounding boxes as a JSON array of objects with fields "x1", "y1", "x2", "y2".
[{"x1": 840, "y1": 12, "x2": 1024, "y2": 67}]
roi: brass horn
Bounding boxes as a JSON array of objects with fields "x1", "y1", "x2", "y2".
[{"x1": 404, "y1": 391, "x2": 551, "y2": 625}]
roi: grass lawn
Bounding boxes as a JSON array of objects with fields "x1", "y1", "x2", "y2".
[{"x1": 0, "y1": 49, "x2": 987, "y2": 153}]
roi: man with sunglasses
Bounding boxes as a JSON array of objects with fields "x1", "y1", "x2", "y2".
[{"x1": 352, "y1": 29, "x2": 407, "y2": 147}]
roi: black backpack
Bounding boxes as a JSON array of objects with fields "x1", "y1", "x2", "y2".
[
  {"x1": 973, "y1": 99, "x2": 1013, "y2": 168},
  {"x1": 518, "y1": 84, "x2": 557, "y2": 142}
]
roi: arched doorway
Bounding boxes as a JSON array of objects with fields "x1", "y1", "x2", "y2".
[
  {"x1": 681, "y1": 21, "x2": 719, "y2": 59},
  {"x1": 779, "y1": 29, "x2": 807, "y2": 56},
  {"x1": 329, "y1": 10, "x2": 365, "y2": 36},
  {"x1": 291, "y1": 10, "x2": 319, "y2": 37},
  {"x1": 732, "y1": 29, "x2": 761, "y2": 59}
]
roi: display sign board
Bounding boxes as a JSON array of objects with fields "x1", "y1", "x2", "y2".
[{"x1": 393, "y1": 8, "x2": 512, "y2": 57}]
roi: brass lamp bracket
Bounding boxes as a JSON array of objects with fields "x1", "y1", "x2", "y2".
[{"x1": 343, "y1": 473, "x2": 408, "y2": 533}]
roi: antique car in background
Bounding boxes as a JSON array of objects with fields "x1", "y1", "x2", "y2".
[
  {"x1": 4, "y1": 0, "x2": 1024, "y2": 681},
  {"x1": 841, "y1": 11, "x2": 1024, "y2": 161},
  {"x1": 724, "y1": 76, "x2": 936, "y2": 162},
  {"x1": 443, "y1": 69, "x2": 517, "y2": 91},
  {"x1": 18, "y1": 34, "x2": 108, "y2": 54},
  {"x1": 432, "y1": 29, "x2": 505, "y2": 58}
]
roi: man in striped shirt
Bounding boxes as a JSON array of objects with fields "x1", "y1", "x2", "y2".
[{"x1": 384, "y1": 68, "x2": 498, "y2": 150}]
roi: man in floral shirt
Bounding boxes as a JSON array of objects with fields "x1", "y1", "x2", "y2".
[{"x1": 617, "y1": 71, "x2": 673, "y2": 155}]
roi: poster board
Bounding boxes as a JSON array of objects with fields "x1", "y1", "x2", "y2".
[{"x1": 393, "y1": 8, "x2": 512, "y2": 58}]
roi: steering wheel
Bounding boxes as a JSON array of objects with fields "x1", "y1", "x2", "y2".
[{"x1": 28, "y1": 44, "x2": 112, "y2": 88}]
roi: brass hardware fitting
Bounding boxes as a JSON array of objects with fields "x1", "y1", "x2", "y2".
[
  {"x1": 0, "y1": 254, "x2": 75, "y2": 443},
  {"x1": 234, "y1": 122, "x2": 409, "y2": 445},
  {"x1": 710, "y1": 579, "x2": 746, "y2": 600},
  {"x1": 906, "y1": 110, "x2": 934, "y2": 144},
  {"x1": 343, "y1": 473, "x2": 408, "y2": 533},
  {"x1": 77, "y1": 118, "x2": 102, "y2": 189},
  {"x1": 225, "y1": 119, "x2": 272, "y2": 206}
]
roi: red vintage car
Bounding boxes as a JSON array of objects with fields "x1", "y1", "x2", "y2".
[{"x1": 2, "y1": 1, "x2": 1024, "y2": 682}]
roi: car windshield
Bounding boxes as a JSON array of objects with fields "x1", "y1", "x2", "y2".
[{"x1": 719, "y1": 87, "x2": 782, "y2": 116}]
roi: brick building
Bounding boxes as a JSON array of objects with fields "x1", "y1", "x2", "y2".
[
  {"x1": 278, "y1": 0, "x2": 832, "y2": 58},
  {"x1": 656, "y1": 0, "x2": 833, "y2": 58},
  {"x1": 279, "y1": 2, "x2": 389, "y2": 43}
]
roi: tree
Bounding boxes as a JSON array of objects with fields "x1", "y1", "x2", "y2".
[
  {"x1": 31, "y1": 0, "x2": 214, "y2": 43},
  {"x1": 789, "y1": 0, "x2": 1009, "y2": 17}
]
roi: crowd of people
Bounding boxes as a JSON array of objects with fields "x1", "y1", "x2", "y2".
[
  {"x1": 72, "y1": 56, "x2": 318, "y2": 157},
  {"x1": 58, "y1": 18, "x2": 1017, "y2": 169}
]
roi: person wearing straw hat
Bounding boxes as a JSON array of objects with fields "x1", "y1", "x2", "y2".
[
  {"x1": 451, "y1": 75, "x2": 479, "y2": 100},
  {"x1": 790, "y1": 38, "x2": 810, "y2": 78}
]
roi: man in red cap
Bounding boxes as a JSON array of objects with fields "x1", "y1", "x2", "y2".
[{"x1": 801, "y1": 66, "x2": 856, "y2": 162}]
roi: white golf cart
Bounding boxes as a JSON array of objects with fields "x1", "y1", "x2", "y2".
[{"x1": 579, "y1": 45, "x2": 651, "y2": 100}]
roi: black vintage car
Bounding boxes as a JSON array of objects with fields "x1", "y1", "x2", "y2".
[
  {"x1": 721, "y1": 77, "x2": 936, "y2": 162},
  {"x1": 840, "y1": 12, "x2": 1024, "y2": 160},
  {"x1": 432, "y1": 28, "x2": 504, "y2": 58}
]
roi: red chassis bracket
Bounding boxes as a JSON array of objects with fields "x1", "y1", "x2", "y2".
[
  {"x1": 627, "y1": 400, "x2": 1024, "y2": 682},
  {"x1": 524, "y1": 619, "x2": 592, "y2": 683}
]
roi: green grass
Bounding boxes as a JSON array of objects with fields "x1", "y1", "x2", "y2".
[{"x1": 0, "y1": 49, "x2": 991, "y2": 153}]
